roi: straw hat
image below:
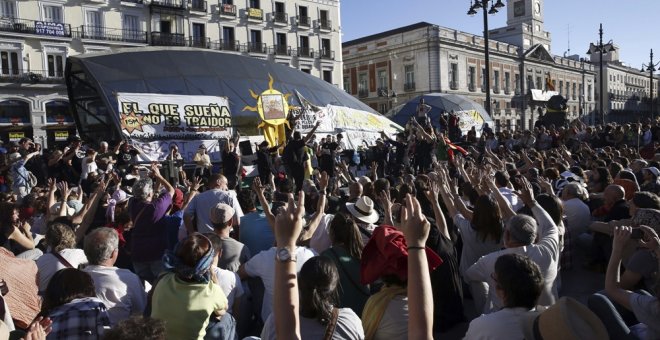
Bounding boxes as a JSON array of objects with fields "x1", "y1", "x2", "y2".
[{"x1": 522, "y1": 297, "x2": 608, "y2": 340}]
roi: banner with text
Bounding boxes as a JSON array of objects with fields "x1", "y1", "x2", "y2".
[{"x1": 116, "y1": 93, "x2": 233, "y2": 141}]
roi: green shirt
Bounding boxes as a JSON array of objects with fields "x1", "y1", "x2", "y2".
[
  {"x1": 322, "y1": 246, "x2": 370, "y2": 317},
  {"x1": 152, "y1": 273, "x2": 228, "y2": 340}
]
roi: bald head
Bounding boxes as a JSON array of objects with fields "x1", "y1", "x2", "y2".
[
  {"x1": 349, "y1": 182, "x2": 363, "y2": 200},
  {"x1": 209, "y1": 174, "x2": 228, "y2": 190},
  {"x1": 604, "y1": 185, "x2": 625, "y2": 205}
]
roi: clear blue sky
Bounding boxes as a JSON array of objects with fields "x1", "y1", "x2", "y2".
[{"x1": 340, "y1": 0, "x2": 660, "y2": 70}]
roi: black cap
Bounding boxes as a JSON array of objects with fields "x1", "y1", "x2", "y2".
[{"x1": 68, "y1": 135, "x2": 82, "y2": 143}]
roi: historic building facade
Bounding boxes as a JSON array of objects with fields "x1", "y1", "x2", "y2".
[{"x1": 0, "y1": 0, "x2": 342, "y2": 147}]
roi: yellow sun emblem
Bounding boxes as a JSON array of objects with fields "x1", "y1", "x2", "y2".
[
  {"x1": 242, "y1": 74, "x2": 293, "y2": 147},
  {"x1": 120, "y1": 110, "x2": 144, "y2": 135},
  {"x1": 242, "y1": 74, "x2": 292, "y2": 126}
]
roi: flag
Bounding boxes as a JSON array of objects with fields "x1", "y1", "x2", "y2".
[{"x1": 546, "y1": 75, "x2": 555, "y2": 91}]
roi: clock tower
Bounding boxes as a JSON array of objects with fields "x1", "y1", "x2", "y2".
[{"x1": 490, "y1": 0, "x2": 552, "y2": 51}]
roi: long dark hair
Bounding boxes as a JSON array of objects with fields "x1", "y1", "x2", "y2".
[
  {"x1": 328, "y1": 213, "x2": 364, "y2": 259},
  {"x1": 472, "y1": 195, "x2": 503, "y2": 243},
  {"x1": 41, "y1": 268, "x2": 96, "y2": 315},
  {"x1": 298, "y1": 256, "x2": 339, "y2": 325},
  {"x1": 535, "y1": 194, "x2": 564, "y2": 227},
  {"x1": 0, "y1": 202, "x2": 18, "y2": 234}
]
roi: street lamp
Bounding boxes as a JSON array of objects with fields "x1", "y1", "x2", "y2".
[
  {"x1": 586, "y1": 23, "x2": 615, "y2": 125},
  {"x1": 641, "y1": 49, "x2": 660, "y2": 121},
  {"x1": 468, "y1": 0, "x2": 504, "y2": 116}
]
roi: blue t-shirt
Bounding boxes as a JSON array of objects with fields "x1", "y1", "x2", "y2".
[{"x1": 239, "y1": 211, "x2": 275, "y2": 255}]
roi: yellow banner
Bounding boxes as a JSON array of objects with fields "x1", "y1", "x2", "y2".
[
  {"x1": 8, "y1": 132, "x2": 24, "y2": 142},
  {"x1": 248, "y1": 8, "x2": 263, "y2": 19},
  {"x1": 54, "y1": 131, "x2": 69, "y2": 141}
]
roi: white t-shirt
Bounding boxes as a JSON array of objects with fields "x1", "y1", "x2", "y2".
[
  {"x1": 498, "y1": 187, "x2": 523, "y2": 212},
  {"x1": 243, "y1": 247, "x2": 317, "y2": 322},
  {"x1": 464, "y1": 307, "x2": 532, "y2": 340},
  {"x1": 373, "y1": 295, "x2": 408, "y2": 340},
  {"x1": 36, "y1": 249, "x2": 88, "y2": 293},
  {"x1": 310, "y1": 214, "x2": 334, "y2": 254},
  {"x1": 562, "y1": 197, "x2": 592, "y2": 237},
  {"x1": 260, "y1": 307, "x2": 364, "y2": 340},
  {"x1": 83, "y1": 265, "x2": 147, "y2": 326},
  {"x1": 212, "y1": 267, "x2": 244, "y2": 315},
  {"x1": 465, "y1": 204, "x2": 560, "y2": 313}
]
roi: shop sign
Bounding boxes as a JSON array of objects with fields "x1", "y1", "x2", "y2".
[
  {"x1": 54, "y1": 131, "x2": 69, "y2": 141},
  {"x1": 9, "y1": 132, "x2": 24, "y2": 142}
]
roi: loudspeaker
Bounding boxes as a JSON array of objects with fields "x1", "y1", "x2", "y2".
[{"x1": 239, "y1": 140, "x2": 253, "y2": 155}]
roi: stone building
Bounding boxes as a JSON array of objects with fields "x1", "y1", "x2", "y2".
[{"x1": 0, "y1": 0, "x2": 342, "y2": 147}]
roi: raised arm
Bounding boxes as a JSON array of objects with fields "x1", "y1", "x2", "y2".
[
  {"x1": 273, "y1": 192, "x2": 305, "y2": 340},
  {"x1": 425, "y1": 179, "x2": 450, "y2": 240},
  {"x1": 253, "y1": 177, "x2": 275, "y2": 228},
  {"x1": 604, "y1": 226, "x2": 637, "y2": 310},
  {"x1": 485, "y1": 176, "x2": 516, "y2": 221},
  {"x1": 401, "y1": 194, "x2": 434, "y2": 340},
  {"x1": 299, "y1": 172, "x2": 329, "y2": 241},
  {"x1": 303, "y1": 121, "x2": 321, "y2": 144},
  {"x1": 151, "y1": 162, "x2": 175, "y2": 198}
]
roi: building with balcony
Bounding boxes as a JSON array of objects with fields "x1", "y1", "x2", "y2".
[
  {"x1": 0, "y1": 0, "x2": 341, "y2": 147},
  {"x1": 342, "y1": 1, "x2": 600, "y2": 131},
  {"x1": 588, "y1": 45, "x2": 660, "y2": 120}
]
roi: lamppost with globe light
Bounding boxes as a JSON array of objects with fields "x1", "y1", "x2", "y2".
[{"x1": 641, "y1": 49, "x2": 660, "y2": 121}]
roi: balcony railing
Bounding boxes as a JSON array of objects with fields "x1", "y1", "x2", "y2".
[
  {"x1": 358, "y1": 89, "x2": 369, "y2": 98},
  {"x1": 209, "y1": 39, "x2": 240, "y2": 51},
  {"x1": 377, "y1": 87, "x2": 389, "y2": 97},
  {"x1": 450, "y1": 82, "x2": 459, "y2": 90},
  {"x1": 150, "y1": 32, "x2": 185, "y2": 46},
  {"x1": 190, "y1": 0, "x2": 207, "y2": 12},
  {"x1": 188, "y1": 36, "x2": 210, "y2": 48},
  {"x1": 247, "y1": 42, "x2": 267, "y2": 53},
  {"x1": 0, "y1": 69, "x2": 65, "y2": 83},
  {"x1": 72, "y1": 26, "x2": 147, "y2": 43},
  {"x1": 150, "y1": 0, "x2": 186, "y2": 9},
  {"x1": 0, "y1": 18, "x2": 71, "y2": 37},
  {"x1": 218, "y1": 3, "x2": 237, "y2": 16},
  {"x1": 319, "y1": 48, "x2": 334, "y2": 60},
  {"x1": 404, "y1": 82, "x2": 416, "y2": 91},
  {"x1": 297, "y1": 46, "x2": 313, "y2": 58},
  {"x1": 272, "y1": 12, "x2": 287, "y2": 24},
  {"x1": 270, "y1": 44, "x2": 291, "y2": 56},
  {"x1": 319, "y1": 18, "x2": 331, "y2": 30},
  {"x1": 247, "y1": 7, "x2": 263, "y2": 20},
  {"x1": 297, "y1": 15, "x2": 310, "y2": 27}
]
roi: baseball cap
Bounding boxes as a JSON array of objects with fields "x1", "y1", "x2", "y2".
[{"x1": 209, "y1": 203, "x2": 235, "y2": 225}]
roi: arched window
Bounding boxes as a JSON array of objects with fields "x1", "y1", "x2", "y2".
[
  {"x1": 0, "y1": 100, "x2": 30, "y2": 125},
  {"x1": 45, "y1": 100, "x2": 74, "y2": 124}
]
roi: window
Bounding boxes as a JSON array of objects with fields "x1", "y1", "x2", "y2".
[
  {"x1": 301, "y1": 69, "x2": 311, "y2": 74},
  {"x1": 572, "y1": 83, "x2": 577, "y2": 99},
  {"x1": 322, "y1": 70, "x2": 332, "y2": 84},
  {"x1": 358, "y1": 73, "x2": 368, "y2": 97},
  {"x1": 248, "y1": 0, "x2": 259, "y2": 8},
  {"x1": 0, "y1": 1, "x2": 16, "y2": 18},
  {"x1": 250, "y1": 29, "x2": 261, "y2": 43},
  {"x1": 222, "y1": 27, "x2": 235, "y2": 49},
  {"x1": 405, "y1": 65, "x2": 414, "y2": 90},
  {"x1": 504, "y1": 72, "x2": 510, "y2": 93},
  {"x1": 514, "y1": 73, "x2": 520, "y2": 93},
  {"x1": 0, "y1": 50, "x2": 19, "y2": 75},
  {"x1": 321, "y1": 38, "x2": 331, "y2": 58},
  {"x1": 377, "y1": 69, "x2": 387, "y2": 91},
  {"x1": 43, "y1": 5, "x2": 62, "y2": 22},
  {"x1": 47, "y1": 53, "x2": 64, "y2": 77},
  {"x1": 481, "y1": 67, "x2": 486, "y2": 91},
  {"x1": 85, "y1": 10, "x2": 102, "y2": 38},
  {"x1": 274, "y1": 1, "x2": 284, "y2": 13},
  {"x1": 222, "y1": 0, "x2": 233, "y2": 4},
  {"x1": 527, "y1": 75, "x2": 534, "y2": 89},
  {"x1": 343, "y1": 77, "x2": 350, "y2": 93},
  {"x1": 468, "y1": 66, "x2": 475, "y2": 91},
  {"x1": 122, "y1": 15, "x2": 140, "y2": 41},
  {"x1": 191, "y1": 23, "x2": 205, "y2": 47},
  {"x1": 559, "y1": 80, "x2": 563, "y2": 95},
  {"x1": 319, "y1": 9, "x2": 330, "y2": 28},
  {"x1": 449, "y1": 63, "x2": 458, "y2": 89},
  {"x1": 275, "y1": 32, "x2": 287, "y2": 54},
  {"x1": 493, "y1": 70, "x2": 500, "y2": 92},
  {"x1": 536, "y1": 76, "x2": 542, "y2": 90},
  {"x1": 298, "y1": 35, "x2": 310, "y2": 57},
  {"x1": 379, "y1": 103, "x2": 388, "y2": 114},
  {"x1": 297, "y1": 5, "x2": 309, "y2": 26}
]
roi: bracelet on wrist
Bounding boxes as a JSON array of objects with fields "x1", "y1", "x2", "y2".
[{"x1": 407, "y1": 246, "x2": 425, "y2": 251}]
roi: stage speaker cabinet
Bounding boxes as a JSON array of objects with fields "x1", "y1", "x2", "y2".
[{"x1": 239, "y1": 140, "x2": 253, "y2": 156}]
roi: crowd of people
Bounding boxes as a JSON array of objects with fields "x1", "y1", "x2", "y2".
[{"x1": 0, "y1": 113, "x2": 660, "y2": 340}]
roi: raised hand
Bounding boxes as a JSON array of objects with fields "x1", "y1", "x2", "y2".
[
  {"x1": 400, "y1": 194, "x2": 430, "y2": 248},
  {"x1": 20, "y1": 316, "x2": 52, "y2": 340},
  {"x1": 274, "y1": 191, "x2": 306, "y2": 247},
  {"x1": 612, "y1": 226, "x2": 632, "y2": 252},
  {"x1": 515, "y1": 176, "x2": 535, "y2": 207},
  {"x1": 318, "y1": 171, "x2": 330, "y2": 192},
  {"x1": 424, "y1": 179, "x2": 440, "y2": 203},
  {"x1": 48, "y1": 178, "x2": 56, "y2": 192},
  {"x1": 252, "y1": 177, "x2": 265, "y2": 195}
]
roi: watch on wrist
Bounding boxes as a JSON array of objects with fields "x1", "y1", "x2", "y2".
[{"x1": 276, "y1": 246, "x2": 297, "y2": 262}]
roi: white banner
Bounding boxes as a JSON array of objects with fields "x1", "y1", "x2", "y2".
[
  {"x1": 116, "y1": 93, "x2": 233, "y2": 141},
  {"x1": 297, "y1": 104, "x2": 402, "y2": 149},
  {"x1": 130, "y1": 140, "x2": 222, "y2": 164}
]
